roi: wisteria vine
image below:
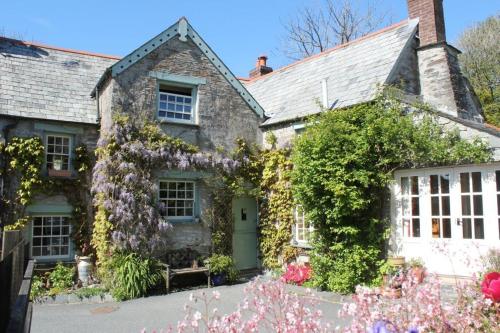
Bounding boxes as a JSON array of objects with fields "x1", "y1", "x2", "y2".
[{"x1": 91, "y1": 115, "x2": 242, "y2": 257}]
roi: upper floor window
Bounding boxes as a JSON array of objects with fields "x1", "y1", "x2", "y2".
[
  {"x1": 401, "y1": 176, "x2": 420, "y2": 238},
  {"x1": 159, "y1": 180, "x2": 195, "y2": 220},
  {"x1": 158, "y1": 85, "x2": 194, "y2": 123},
  {"x1": 46, "y1": 135, "x2": 70, "y2": 171}
]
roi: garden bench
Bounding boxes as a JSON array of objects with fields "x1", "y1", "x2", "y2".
[{"x1": 160, "y1": 249, "x2": 210, "y2": 293}]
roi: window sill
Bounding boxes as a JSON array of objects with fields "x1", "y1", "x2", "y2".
[
  {"x1": 48, "y1": 169, "x2": 72, "y2": 178},
  {"x1": 159, "y1": 120, "x2": 200, "y2": 128},
  {"x1": 290, "y1": 240, "x2": 312, "y2": 249},
  {"x1": 167, "y1": 217, "x2": 200, "y2": 224}
]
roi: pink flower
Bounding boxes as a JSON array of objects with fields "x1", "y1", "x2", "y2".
[{"x1": 481, "y1": 271, "x2": 500, "y2": 302}]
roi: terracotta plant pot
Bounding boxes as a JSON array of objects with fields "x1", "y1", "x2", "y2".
[
  {"x1": 48, "y1": 169, "x2": 71, "y2": 177},
  {"x1": 384, "y1": 288, "x2": 402, "y2": 299},
  {"x1": 387, "y1": 256, "x2": 405, "y2": 267},
  {"x1": 410, "y1": 266, "x2": 425, "y2": 283}
]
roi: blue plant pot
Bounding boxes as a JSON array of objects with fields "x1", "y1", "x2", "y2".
[{"x1": 212, "y1": 273, "x2": 227, "y2": 286}]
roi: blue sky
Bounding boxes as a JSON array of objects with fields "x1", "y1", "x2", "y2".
[{"x1": 1, "y1": 1, "x2": 498, "y2": 77}]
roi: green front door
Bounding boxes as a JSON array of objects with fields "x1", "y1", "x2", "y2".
[{"x1": 232, "y1": 196, "x2": 258, "y2": 270}]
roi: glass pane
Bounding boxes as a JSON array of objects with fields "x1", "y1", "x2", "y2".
[
  {"x1": 183, "y1": 114, "x2": 191, "y2": 120},
  {"x1": 61, "y1": 247, "x2": 69, "y2": 255},
  {"x1": 411, "y1": 176, "x2": 419, "y2": 195},
  {"x1": 186, "y1": 183, "x2": 193, "y2": 191},
  {"x1": 32, "y1": 247, "x2": 41, "y2": 256},
  {"x1": 33, "y1": 227, "x2": 41, "y2": 236},
  {"x1": 47, "y1": 136, "x2": 54, "y2": 144},
  {"x1": 461, "y1": 195, "x2": 471, "y2": 216},
  {"x1": 432, "y1": 218, "x2": 440, "y2": 238},
  {"x1": 176, "y1": 208, "x2": 184, "y2": 216},
  {"x1": 430, "y1": 175, "x2": 439, "y2": 194},
  {"x1": 460, "y1": 173, "x2": 470, "y2": 193},
  {"x1": 168, "y1": 95, "x2": 175, "y2": 102},
  {"x1": 176, "y1": 104, "x2": 183, "y2": 111},
  {"x1": 412, "y1": 218, "x2": 420, "y2": 237},
  {"x1": 33, "y1": 238, "x2": 41, "y2": 246},
  {"x1": 185, "y1": 208, "x2": 193, "y2": 216},
  {"x1": 160, "y1": 94, "x2": 167, "y2": 101},
  {"x1": 472, "y1": 172, "x2": 482, "y2": 192},
  {"x1": 402, "y1": 198, "x2": 409, "y2": 216},
  {"x1": 440, "y1": 175, "x2": 450, "y2": 194},
  {"x1": 431, "y1": 197, "x2": 440, "y2": 216},
  {"x1": 496, "y1": 171, "x2": 500, "y2": 192},
  {"x1": 497, "y1": 195, "x2": 500, "y2": 215},
  {"x1": 462, "y1": 218, "x2": 472, "y2": 239},
  {"x1": 411, "y1": 197, "x2": 419, "y2": 215},
  {"x1": 401, "y1": 177, "x2": 409, "y2": 195},
  {"x1": 185, "y1": 97, "x2": 192, "y2": 104},
  {"x1": 473, "y1": 195, "x2": 483, "y2": 215},
  {"x1": 442, "y1": 218, "x2": 451, "y2": 238},
  {"x1": 474, "y1": 219, "x2": 484, "y2": 239},
  {"x1": 441, "y1": 196, "x2": 450, "y2": 216}
]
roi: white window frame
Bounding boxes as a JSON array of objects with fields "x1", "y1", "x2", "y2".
[
  {"x1": 430, "y1": 173, "x2": 452, "y2": 239},
  {"x1": 159, "y1": 180, "x2": 196, "y2": 220},
  {"x1": 400, "y1": 176, "x2": 421, "y2": 238},
  {"x1": 292, "y1": 205, "x2": 314, "y2": 247},
  {"x1": 46, "y1": 134, "x2": 71, "y2": 171},
  {"x1": 459, "y1": 171, "x2": 485, "y2": 240},
  {"x1": 31, "y1": 215, "x2": 71, "y2": 259},
  {"x1": 157, "y1": 85, "x2": 197, "y2": 124}
]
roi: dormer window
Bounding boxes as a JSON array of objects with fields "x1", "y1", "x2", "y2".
[{"x1": 158, "y1": 85, "x2": 195, "y2": 123}]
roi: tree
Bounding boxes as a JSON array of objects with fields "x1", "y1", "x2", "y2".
[
  {"x1": 458, "y1": 15, "x2": 500, "y2": 126},
  {"x1": 280, "y1": 0, "x2": 390, "y2": 60}
]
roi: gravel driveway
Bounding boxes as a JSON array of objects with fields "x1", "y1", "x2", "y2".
[{"x1": 32, "y1": 280, "x2": 349, "y2": 333}]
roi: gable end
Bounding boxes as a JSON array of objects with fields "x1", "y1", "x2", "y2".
[{"x1": 111, "y1": 18, "x2": 264, "y2": 118}]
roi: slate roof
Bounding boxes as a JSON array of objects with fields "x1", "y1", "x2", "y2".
[
  {"x1": 0, "y1": 38, "x2": 119, "y2": 124},
  {"x1": 244, "y1": 19, "x2": 419, "y2": 126}
]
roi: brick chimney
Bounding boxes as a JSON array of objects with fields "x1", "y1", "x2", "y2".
[
  {"x1": 249, "y1": 55, "x2": 273, "y2": 79},
  {"x1": 407, "y1": 0, "x2": 446, "y2": 46},
  {"x1": 407, "y1": 0, "x2": 484, "y2": 122}
]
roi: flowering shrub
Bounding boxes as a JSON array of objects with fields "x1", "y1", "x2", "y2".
[
  {"x1": 92, "y1": 115, "x2": 241, "y2": 257},
  {"x1": 145, "y1": 278, "x2": 329, "y2": 332},
  {"x1": 482, "y1": 272, "x2": 500, "y2": 302},
  {"x1": 342, "y1": 273, "x2": 500, "y2": 332},
  {"x1": 281, "y1": 263, "x2": 312, "y2": 286}
]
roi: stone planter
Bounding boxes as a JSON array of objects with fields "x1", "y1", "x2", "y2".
[{"x1": 77, "y1": 256, "x2": 93, "y2": 286}]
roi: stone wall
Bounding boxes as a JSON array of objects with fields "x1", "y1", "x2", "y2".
[{"x1": 261, "y1": 123, "x2": 297, "y2": 149}]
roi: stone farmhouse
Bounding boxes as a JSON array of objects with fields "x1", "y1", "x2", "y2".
[{"x1": 0, "y1": 0, "x2": 498, "y2": 277}]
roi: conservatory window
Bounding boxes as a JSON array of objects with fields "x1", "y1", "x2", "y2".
[
  {"x1": 46, "y1": 135, "x2": 70, "y2": 171},
  {"x1": 158, "y1": 85, "x2": 194, "y2": 123},
  {"x1": 400, "y1": 176, "x2": 420, "y2": 238},
  {"x1": 430, "y1": 174, "x2": 452, "y2": 238},
  {"x1": 32, "y1": 216, "x2": 70, "y2": 258},
  {"x1": 293, "y1": 205, "x2": 313, "y2": 246},
  {"x1": 159, "y1": 181, "x2": 195, "y2": 219},
  {"x1": 460, "y1": 172, "x2": 484, "y2": 239}
]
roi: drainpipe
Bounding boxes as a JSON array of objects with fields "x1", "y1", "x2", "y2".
[{"x1": 95, "y1": 87, "x2": 100, "y2": 124}]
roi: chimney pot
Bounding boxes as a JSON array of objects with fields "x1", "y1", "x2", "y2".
[{"x1": 249, "y1": 55, "x2": 273, "y2": 79}]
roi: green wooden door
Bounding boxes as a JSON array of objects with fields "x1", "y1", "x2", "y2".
[{"x1": 232, "y1": 196, "x2": 258, "y2": 270}]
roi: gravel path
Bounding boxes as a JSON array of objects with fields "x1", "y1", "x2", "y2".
[{"x1": 32, "y1": 280, "x2": 349, "y2": 333}]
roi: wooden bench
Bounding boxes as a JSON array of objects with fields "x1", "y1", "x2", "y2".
[{"x1": 160, "y1": 249, "x2": 210, "y2": 293}]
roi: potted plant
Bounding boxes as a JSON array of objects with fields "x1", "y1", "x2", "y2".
[
  {"x1": 204, "y1": 254, "x2": 238, "y2": 286},
  {"x1": 387, "y1": 255, "x2": 405, "y2": 267},
  {"x1": 408, "y1": 257, "x2": 425, "y2": 283}
]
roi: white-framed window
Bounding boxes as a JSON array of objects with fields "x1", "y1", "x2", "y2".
[
  {"x1": 158, "y1": 85, "x2": 194, "y2": 123},
  {"x1": 430, "y1": 174, "x2": 451, "y2": 238},
  {"x1": 401, "y1": 176, "x2": 421, "y2": 238},
  {"x1": 292, "y1": 205, "x2": 313, "y2": 246},
  {"x1": 460, "y1": 172, "x2": 484, "y2": 239},
  {"x1": 159, "y1": 180, "x2": 195, "y2": 219},
  {"x1": 32, "y1": 216, "x2": 71, "y2": 258},
  {"x1": 46, "y1": 135, "x2": 70, "y2": 171}
]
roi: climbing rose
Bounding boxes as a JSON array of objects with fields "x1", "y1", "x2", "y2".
[
  {"x1": 281, "y1": 263, "x2": 312, "y2": 286},
  {"x1": 481, "y1": 271, "x2": 500, "y2": 302}
]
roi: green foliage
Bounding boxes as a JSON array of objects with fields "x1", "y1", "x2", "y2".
[
  {"x1": 109, "y1": 252, "x2": 161, "y2": 301},
  {"x1": 48, "y1": 263, "x2": 75, "y2": 290},
  {"x1": 30, "y1": 275, "x2": 46, "y2": 300},
  {"x1": 74, "y1": 286, "x2": 107, "y2": 299},
  {"x1": 481, "y1": 249, "x2": 500, "y2": 274},
  {"x1": 458, "y1": 15, "x2": 500, "y2": 126},
  {"x1": 4, "y1": 216, "x2": 31, "y2": 231},
  {"x1": 205, "y1": 254, "x2": 239, "y2": 283},
  {"x1": 92, "y1": 200, "x2": 114, "y2": 279},
  {"x1": 292, "y1": 97, "x2": 492, "y2": 292},
  {"x1": 258, "y1": 146, "x2": 295, "y2": 269}
]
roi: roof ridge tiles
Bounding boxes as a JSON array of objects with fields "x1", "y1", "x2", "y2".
[{"x1": 0, "y1": 37, "x2": 121, "y2": 60}]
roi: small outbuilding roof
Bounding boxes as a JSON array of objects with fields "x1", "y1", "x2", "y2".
[
  {"x1": 244, "y1": 19, "x2": 419, "y2": 126},
  {"x1": 0, "y1": 38, "x2": 118, "y2": 124}
]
